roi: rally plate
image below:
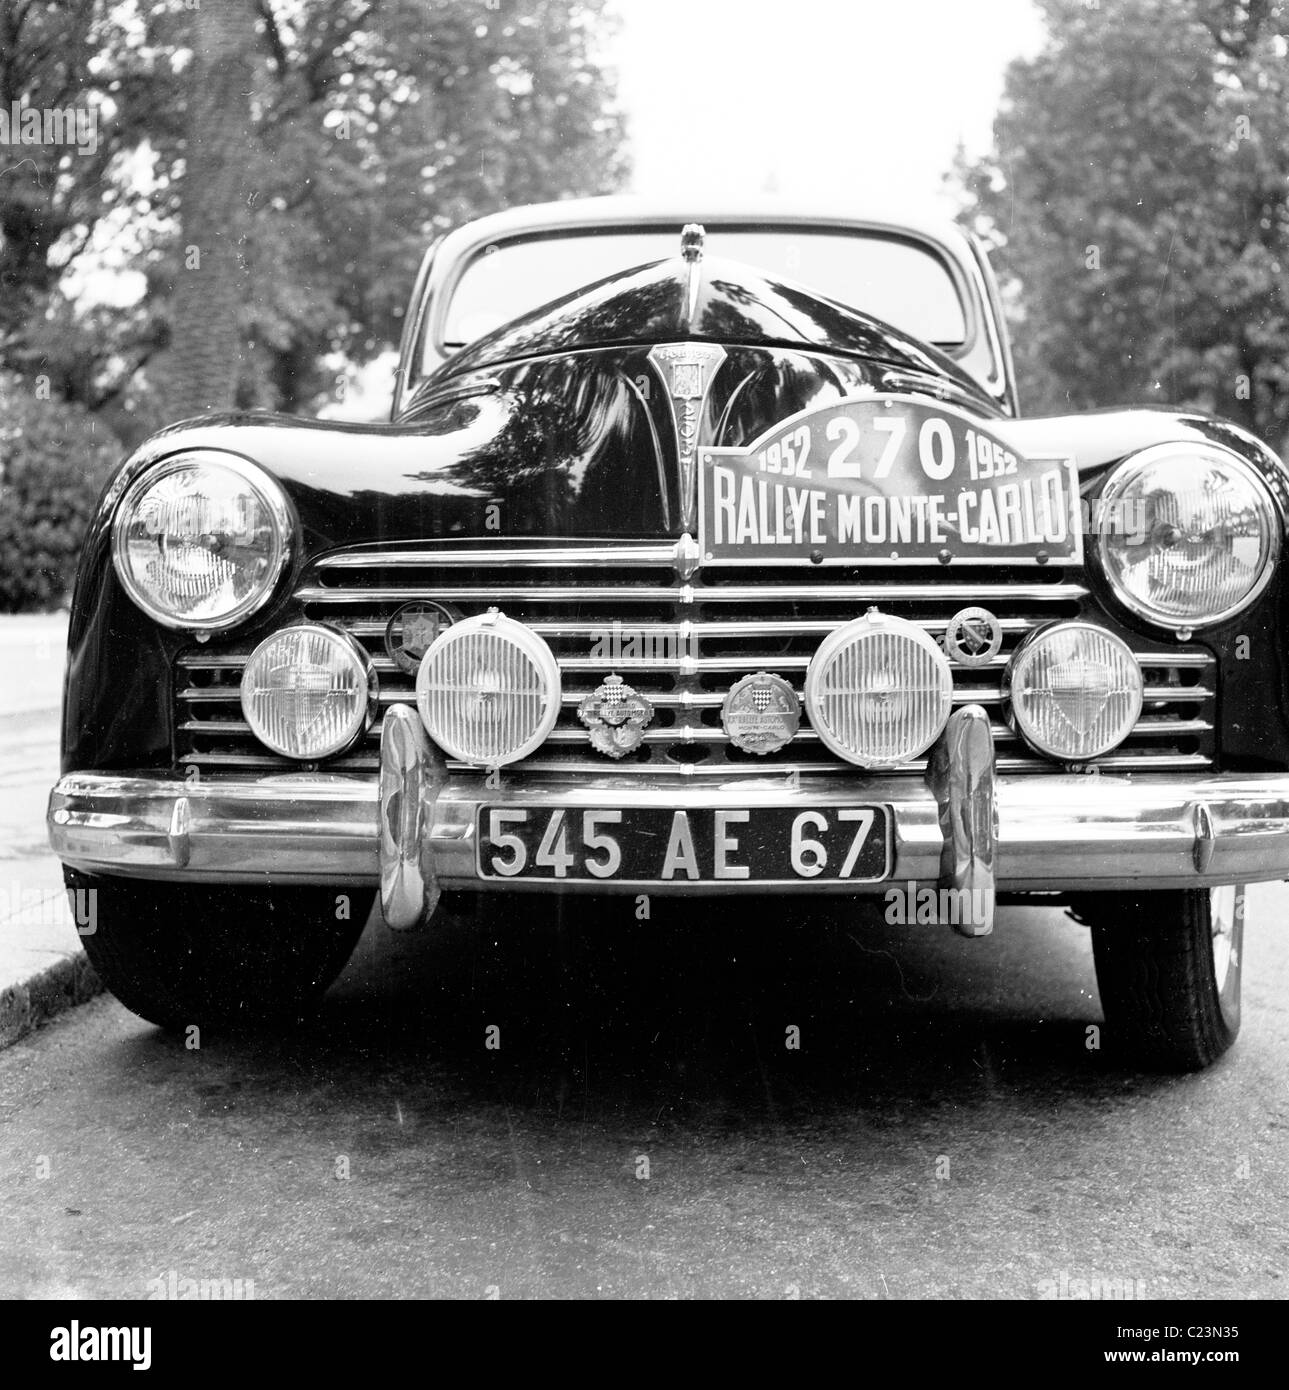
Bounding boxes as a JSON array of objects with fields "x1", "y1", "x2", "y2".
[
  {"x1": 476, "y1": 805, "x2": 891, "y2": 884},
  {"x1": 699, "y1": 391, "x2": 1080, "y2": 566}
]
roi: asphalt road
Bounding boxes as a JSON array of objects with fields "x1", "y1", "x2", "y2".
[{"x1": 2, "y1": 882, "x2": 1287, "y2": 1300}]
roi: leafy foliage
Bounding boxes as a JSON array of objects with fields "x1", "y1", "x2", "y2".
[
  {"x1": 953, "y1": 0, "x2": 1289, "y2": 450},
  {"x1": 0, "y1": 0, "x2": 629, "y2": 437},
  {"x1": 0, "y1": 374, "x2": 119, "y2": 610},
  {"x1": 0, "y1": 0, "x2": 183, "y2": 437}
]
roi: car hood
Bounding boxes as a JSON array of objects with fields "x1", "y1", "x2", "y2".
[{"x1": 420, "y1": 253, "x2": 990, "y2": 407}]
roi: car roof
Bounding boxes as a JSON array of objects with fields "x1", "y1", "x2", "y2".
[{"x1": 432, "y1": 195, "x2": 975, "y2": 257}]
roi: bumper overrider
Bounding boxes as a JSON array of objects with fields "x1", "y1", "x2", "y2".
[{"x1": 48, "y1": 705, "x2": 1289, "y2": 936}]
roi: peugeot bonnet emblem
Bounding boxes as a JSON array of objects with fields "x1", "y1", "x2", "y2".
[
  {"x1": 578, "y1": 675, "x2": 655, "y2": 759},
  {"x1": 721, "y1": 672, "x2": 801, "y2": 754},
  {"x1": 648, "y1": 341, "x2": 727, "y2": 534},
  {"x1": 384, "y1": 601, "x2": 454, "y2": 675},
  {"x1": 943, "y1": 607, "x2": 1004, "y2": 667}
]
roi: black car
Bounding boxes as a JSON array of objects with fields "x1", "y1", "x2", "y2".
[{"x1": 48, "y1": 196, "x2": 1289, "y2": 1070}]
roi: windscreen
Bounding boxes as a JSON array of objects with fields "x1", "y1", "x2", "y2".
[{"x1": 440, "y1": 228, "x2": 968, "y2": 356}]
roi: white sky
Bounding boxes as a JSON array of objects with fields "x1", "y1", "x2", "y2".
[{"x1": 610, "y1": 0, "x2": 1046, "y2": 214}]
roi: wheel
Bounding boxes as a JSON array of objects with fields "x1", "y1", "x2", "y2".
[
  {"x1": 1083, "y1": 886, "x2": 1243, "y2": 1072},
  {"x1": 64, "y1": 869, "x2": 372, "y2": 1030}
]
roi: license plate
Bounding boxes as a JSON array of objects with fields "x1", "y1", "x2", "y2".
[{"x1": 476, "y1": 805, "x2": 891, "y2": 884}]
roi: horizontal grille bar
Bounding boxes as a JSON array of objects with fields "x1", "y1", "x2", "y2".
[
  {"x1": 298, "y1": 582, "x2": 1091, "y2": 606},
  {"x1": 485, "y1": 751, "x2": 1217, "y2": 775},
  {"x1": 176, "y1": 683, "x2": 1214, "y2": 708},
  {"x1": 317, "y1": 543, "x2": 683, "y2": 570},
  {"x1": 312, "y1": 540, "x2": 1092, "y2": 594},
  {"x1": 177, "y1": 749, "x2": 1216, "y2": 776},
  {"x1": 330, "y1": 616, "x2": 1037, "y2": 641},
  {"x1": 177, "y1": 714, "x2": 1214, "y2": 743}
]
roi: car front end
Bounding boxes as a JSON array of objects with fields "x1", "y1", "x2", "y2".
[{"x1": 47, "y1": 205, "x2": 1289, "y2": 1065}]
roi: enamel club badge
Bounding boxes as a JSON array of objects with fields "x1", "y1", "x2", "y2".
[
  {"x1": 578, "y1": 675, "x2": 655, "y2": 759},
  {"x1": 721, "y1": 672, "x2": 800, "y2": 755}
]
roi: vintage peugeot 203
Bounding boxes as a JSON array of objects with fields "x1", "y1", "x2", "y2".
[{"x1": 48, "y1": 196, "x2": 1289, "y2": 1069}]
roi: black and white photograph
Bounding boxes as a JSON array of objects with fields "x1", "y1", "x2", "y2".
[{"x1": 0, "y1": 0, "x2": 1285, "y2": 1339}]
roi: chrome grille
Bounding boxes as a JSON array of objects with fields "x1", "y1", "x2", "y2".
[{"x1": 175, "y1": 541, "x2": 1217, "y2": 776}]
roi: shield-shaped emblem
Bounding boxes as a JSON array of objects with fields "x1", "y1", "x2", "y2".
[
  {"x1": 670, "y1": 362, "x2": 702, "y2": 398},
  {"x1": 943, "y1": 607, "x2": 1004, "y2": 668},
  {"x1": 384, "y1": 601, "x2": 454, "y2": 674}
]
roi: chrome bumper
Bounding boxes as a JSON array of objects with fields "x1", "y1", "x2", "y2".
[{"x1": 49, "y1": 705, "x2": 1289, "y2": 936}]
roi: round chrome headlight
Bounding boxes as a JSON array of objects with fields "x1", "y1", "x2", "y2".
[
  {"x1": 1096, "y1": 443, "x2": 1279, "y2": 631},
  {"x1": 241, "y1": 624, "x2": 377, "y2": 760},
  {"x1": 415, "y1": 609, "x2": 560, "y2": 766},
  {"x1": 804, "y1": 610, "x2": 953, "y2": 768},
  {"x1": 1005, "y1": 622, "x2": 1142, "y2": 761},
  {"x1": 112, "y1": 451, "x2": 292, "y2": 630}
]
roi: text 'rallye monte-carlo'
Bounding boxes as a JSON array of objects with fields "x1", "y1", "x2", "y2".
[{"x1": 48, "y1": 197, "x2": 1289, "y2": 1070}]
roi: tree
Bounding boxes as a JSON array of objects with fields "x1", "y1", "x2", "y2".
[
  {"x1": 146, "y1": 0, "x2": 257, "y2": 421},
  {"x1": 954, "y1": 0, "x2": 1289, "y2": 451},
  {"x1": 0, "y1": 0, "x2": 628, "y2": 438},
  {"x1": 232, "y1": 0, "x2": 631, "y2": 414},
  {"x1": 0, "y1": 0, "x2": 183, "y2": 426}
]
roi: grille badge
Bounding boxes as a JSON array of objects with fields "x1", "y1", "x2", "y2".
[
  {"x1": 943, "y1": 607, "x2": 1003, "y2": 668},
  {"x1": 578, "y1": 675, "x2": 655, "y2": 759},
  {"x1": 721, "y1": 672, "x2": 800, "y2": 755},
  {"x1": 384, "y1": 601, "x2": 454, "y2": 675}
]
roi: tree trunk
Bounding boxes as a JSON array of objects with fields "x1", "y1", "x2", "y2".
[{"x1": 148, "y1": 0, "x2": 256, "y2": 424}]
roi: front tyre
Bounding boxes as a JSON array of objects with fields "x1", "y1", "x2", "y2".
[
  {"x1": 64, "y1": 870, "x2": 372, "y2": 1030},
  {"x1": 1085, "y1": 886, "x2": 1243, "y2": 1072}
]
